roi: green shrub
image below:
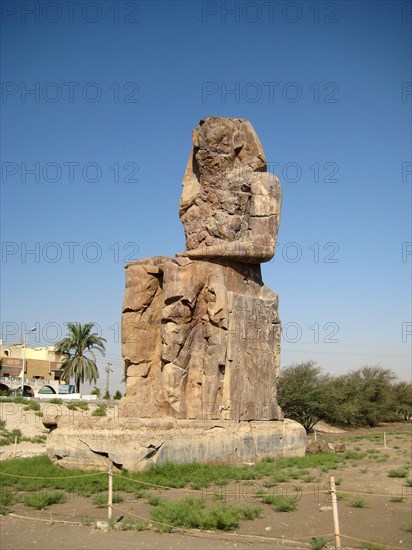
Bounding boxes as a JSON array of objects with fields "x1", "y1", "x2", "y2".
[
  {"x1": 388, "y1": 468, "x2": 408, "y2": 478},
  {"x1": 310, "y1": 537, "x2": 329, "y2": 550},
  {"x1": 49, "y1": 398, "x2": 63, "y2": 404},
  {"x1": 350, "y1": 498, "x2": 365, "y2": 508}
]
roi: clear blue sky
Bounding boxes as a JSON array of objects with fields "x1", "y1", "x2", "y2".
[{"x1": 1, "y1": 0, "x2": 411, "y2": 392}]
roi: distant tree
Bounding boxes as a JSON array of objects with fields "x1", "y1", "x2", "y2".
[
  {"x1": 277, "y1": 361, "x2": 331, "y2": 432},
  {"x1": 55, "y1": 322, "x2": 106, "y2": 394},
  {"x1": 91, "y1": 386, "x2": 101, "y2": 397},
  {"x1": 103, "y1": 389, "x2": 110, "y2": 400},
  {"x1": 392, "y1": 381, "x2": 412, "y2": 421},
  {"x1": 113, "y1": 390, "x2": 122, "y2": 400},
  {"x1": 322, "y1": 366, "x2": 397, "y2": 427}
]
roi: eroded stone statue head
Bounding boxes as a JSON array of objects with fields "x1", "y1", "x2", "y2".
[{"x1": 179, "y1": 117, "x2": 281, "y2": 263}]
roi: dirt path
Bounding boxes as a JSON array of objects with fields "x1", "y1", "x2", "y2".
[{"x1": 0, "y1": 515, "x2": 311, "y2": 550}]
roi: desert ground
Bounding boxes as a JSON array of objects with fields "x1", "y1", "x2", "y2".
[{"x1": 0, "y1": 401, "x2": 411, "y2": 550}]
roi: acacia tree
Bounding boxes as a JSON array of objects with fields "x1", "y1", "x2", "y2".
[
  {"x1": 55, "y1": 322, "x2": 106, "y2": 394},
  {"x1": 323, "y1": 366, "x2": 397, "y2": 427},
  {"x1": 277, "y1": 361, "x2": 331, "y2": 431}
]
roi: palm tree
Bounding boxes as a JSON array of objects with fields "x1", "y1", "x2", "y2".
[{"x1": 55, "y1": 322, "x2": 106, "y2": 394}]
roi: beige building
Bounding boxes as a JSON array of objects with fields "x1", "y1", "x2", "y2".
[{"x1": 0, "y1": 340, "x2": 66, "y2": 396}]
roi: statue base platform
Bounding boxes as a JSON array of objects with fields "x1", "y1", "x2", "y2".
[{"x1": 46, "y1": 417, "x2": 306, "y2": 471}]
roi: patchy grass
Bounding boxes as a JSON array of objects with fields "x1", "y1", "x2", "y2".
[
  {"x1": 93, "y1": 493, "x2": 124, "y2": 508},
  {"x1": 0, "y1": 446, "x2": 398, "y2": 508},
  {"x1": 81, "y1": 515, "x2": 92, "y2": 526},
  {"x1": 0, "y1": 428, "x2": 23, "y2": 447},
  {"x1": 145, "y1": 492, "x2": 162, "y2": 506},
  {"x1": 25, "y1": 491, "x2": 66, "y2": 510},
  {"x1": 0, "y1": 456, "x2": 107, "y2": 494},
  {"x1": 302, "y1": 475, "x2": 318, "y2": 483},
  {"x1": 116, "y1": 518, "x2": 148, "y2": 531},
  {"x1": 0, "y1": 451, "x2": 365, "y2": 497},
  {"x1": 259, "y1": 493, "x2": 298, "y2": 512},
  {"x1": 0, "y1": 489, "x2": 14, "y2": 514},
  {"x1": 149, "y1": 497, "x2": 261, "y2": 532},
  {"x1": 91, "y1": 404, "x2": 107, "y2": 417},
  {"x1": 271, "y1": 496, "x2": 298, "y2": 512},
  {"x1": 389, "y1": 496, "x2": 405, "y2": 502},
  {"x1": 350, "y1": 498, "x2": 366, "y2": 508},
  {"x1": 66, "y1": 401, "x2": 89, "y2": 411},
  {"x1": 23, "y1": 401, "x2": 40, "y2": 412}
]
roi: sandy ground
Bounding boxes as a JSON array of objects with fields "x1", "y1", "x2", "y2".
[{"x1": 0, "y1": 402, "x2": 411, "y2": 549}]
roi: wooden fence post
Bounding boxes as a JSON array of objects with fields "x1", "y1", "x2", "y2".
[
  {"x1": 330, "y1": 475, "x2": 341, "y2": 549},
  {"x1": 108, "y1": 463, "x2": 113, "y2": 520}
]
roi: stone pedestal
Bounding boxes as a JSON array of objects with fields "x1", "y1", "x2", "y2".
[{"x1": 46, "y1": 417, "x2": 306, "y2": 471}]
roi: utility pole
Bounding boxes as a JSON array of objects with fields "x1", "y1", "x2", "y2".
[
  {"x1": 21, "y1": 327, "x2": 37, "y2": 395},
  {"x1": 105, "y1": 362, "x2": 113, "y2": 396}
]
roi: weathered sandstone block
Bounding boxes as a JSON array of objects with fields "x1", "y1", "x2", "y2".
[{"x1": 121, "y1": 256, "x2": 282, "y2": 420}]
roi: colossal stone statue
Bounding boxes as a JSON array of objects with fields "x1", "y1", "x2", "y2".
[
  {"x1": 121, "y1": 117, "x2": 283, "y2": 422},
  {"x1": 46, "y1": 118, "x2": 306, "y2": 471}
]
